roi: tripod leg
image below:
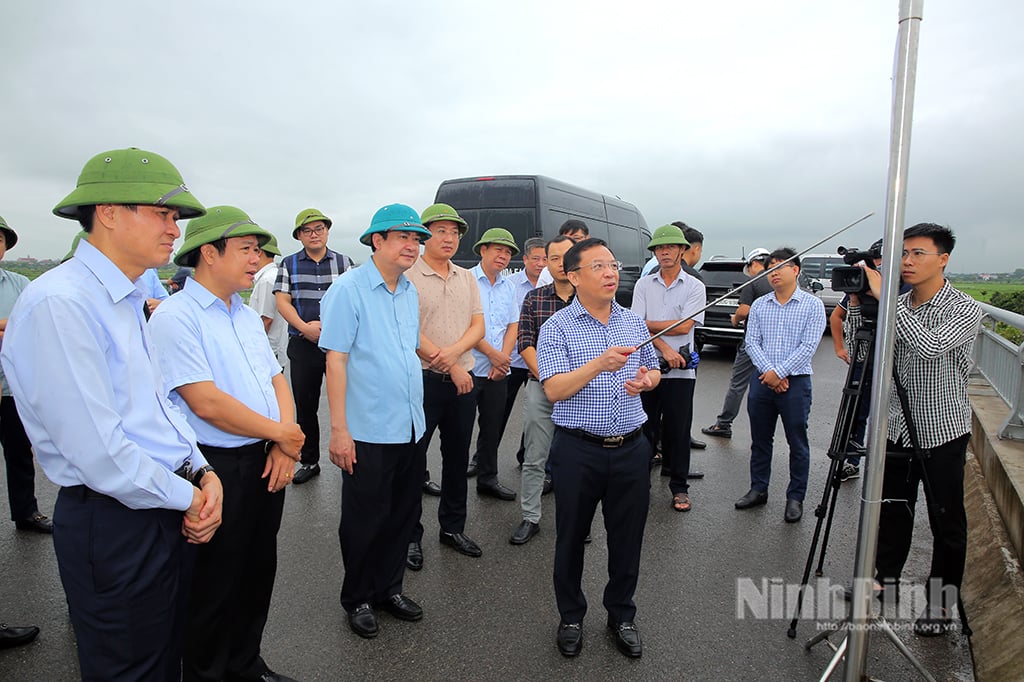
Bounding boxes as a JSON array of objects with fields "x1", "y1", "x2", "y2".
[
  {"x1": 818, "y1": 630, "x2": 848, "y2": 682},
  {"x1": 875, "y1": 618, "x2": 938, "y2": 682},
  {"x1": 804, "y1": 619, "x2": 843, "y2": 650},
  {"x1": 814, "y1": 472, "x2": 845, "y2": 576}
]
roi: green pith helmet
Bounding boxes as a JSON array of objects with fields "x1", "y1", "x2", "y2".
[
  {"x1": 647, "y1": 224, "x2": 690, "y2": 251},
  {"x1": 0, "y1": 214, "x2": 18, "y2": 249},
  {"x1": 260, "y1": 233, "x2": 282, "y2": 257},
  {"x1": 359, "y1": 203, "x2": 432, "y2": 246},
  {"x1": 174, "y1": 206, "x2": 271, "y2": 267},
  {"x1": 473, "y1": 228, "x2": 519, "y2": 256},
  {"x1": 420, "y1": 203, "x2": 468, "y2": 235},
  {"x1": 62, "y1": 230, "x2": 88, "y2": 263},
  {"x1": 293, "y1": 208, "x2": 332, "y2": 238},
  {"x1": 53, "y1": 148, "x2": 205, "y2": 220}
]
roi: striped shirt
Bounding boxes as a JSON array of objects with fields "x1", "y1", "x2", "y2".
[
  {"x1": 846, "y1": 280, "x2": 981, "y2": 449},
  {"x1": 537, "y1": 299, "x2": 658, "y2": 436},
  {"x1": 273, "y1": 248, "x2": 353, "y2": 335},
  {"x1": 746, "y1": 286, "x2": 826, "y2": 377}
]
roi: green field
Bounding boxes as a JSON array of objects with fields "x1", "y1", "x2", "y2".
[{"x1": 952, "y1": 281, "x2": 1024, "y2": 303}]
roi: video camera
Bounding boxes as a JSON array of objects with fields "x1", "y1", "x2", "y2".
[{"x1": 831, "y1": 243, "x2": 882, "y2": 295}]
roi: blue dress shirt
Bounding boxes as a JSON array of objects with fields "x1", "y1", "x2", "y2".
[
  {"x1": 745, "y1": 286, "x2": 826, "y2": 378},
  {"x1": 470, "y1": 265, "x2": 519, "y2": 377},
  {"x1": 318, "y1": 256, "x2": 425, "y2": 444},
  {"x1": 537, "y1": 299, "x2": 658, "y2": 436},
  {"x1": 137, "y1": 268, "x2": 169, "y2": 300},
  {"x1": 0, "y1": 240, "x2": 203, "y2": 511},
  {"x1": 507, "y1": 270, "x2": 538, "y2": 370},
  {"x1": 150, "y1": 278, "x2": 282, "y2": 448}
]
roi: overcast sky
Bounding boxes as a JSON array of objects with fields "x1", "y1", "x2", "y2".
[{"x1": 2, "y1": 1, "x2": 1020, "y2": 273}]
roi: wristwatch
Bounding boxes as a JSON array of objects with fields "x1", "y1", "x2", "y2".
[{"x1": 191, "y1": 465, "x2": 216, "y2": 487}]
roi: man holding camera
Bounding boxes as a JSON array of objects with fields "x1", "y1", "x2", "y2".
[
  {"x1": 846, "y1": 223, "x2": 981, "y2": 636},
  {"x1": 632, "y1": 225, "x2": 705, "y2": 512}
]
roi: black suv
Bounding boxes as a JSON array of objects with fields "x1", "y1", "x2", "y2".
[{"x1": 695, "y1": 258, "x2": 748, "y2": 351}]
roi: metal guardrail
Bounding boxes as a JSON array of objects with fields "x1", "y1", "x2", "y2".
[{"x1": 973, "y1": 301, "x2": 1024, "y2": 440}]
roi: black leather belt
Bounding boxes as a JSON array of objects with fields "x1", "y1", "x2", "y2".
[
  {"x1": 558, "y1": 426, "x2": 644, "y2": 448},
  {"x1": 423, "y1": 370, "x2": 454, "y2": 383}
]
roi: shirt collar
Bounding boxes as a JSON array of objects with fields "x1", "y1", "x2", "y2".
[
  {"x1": 472, "y1": 264, "x2": 505, "y2": 285},
  {"x1": 181, "y1": 276, "x2": 242, "y2": 312},
  {"x1": 254, "y1": 262, "x2": 276, "y2": 278},
  {"x1": 298, "y1": 248, "x2": 335, "y2": 263},
  {"x1": 366, "y1": 256, "x2": 410, "y2": 293},
  {"x1": 654, "y1": 267, "x2": 688, "y2": 287},
  {"x1": 567, "y1": 297, "x2": 623, "y2": 324},
  {"x1": 72, "y1": 239, "x2": 140, "y2": 304}
]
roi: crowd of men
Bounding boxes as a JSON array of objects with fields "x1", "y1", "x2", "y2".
[{"x1": 0, "y1": 146, "x2": 981, "y2": 676}]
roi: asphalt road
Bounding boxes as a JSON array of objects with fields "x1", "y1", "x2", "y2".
[{"x1": 0, "y1": 339, "x2": 974, "y2": 681}]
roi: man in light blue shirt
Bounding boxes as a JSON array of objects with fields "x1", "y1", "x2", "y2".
[
  {"x1": 0, "y1": 215, "x2": 52, "y2": 534},
  {"x1": 734, "y1": 248, "x2": 826, "y2": 523},
  {"x1": 0, "y1": 147, "x2": 223, "y2": 681},
  {"x1": 320, "y1": 204, "x2": 431, "y2": 639},
  {"x1": 149, "y1": 206, "x2": 304, "y2": 682},
  {"x1": 468, "y1": 228, "x2": 520, "y2": 501}
]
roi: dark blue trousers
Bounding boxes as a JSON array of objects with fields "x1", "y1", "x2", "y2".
[
  {"x1": 550, "y1": 428, "x2": 651, "y2": 624},
  {"x1": 54, "y1": 486, "x2": 194, "y2": 682},
  {"x1": 747, "y1": 374, "x2": 813, "y2": 502},
  {"x1": 641, "y1": 377, "x2": 695, "y2": 494},
  {"x1": 0, "y1": 396, "x2": 39, "y2": 522}
]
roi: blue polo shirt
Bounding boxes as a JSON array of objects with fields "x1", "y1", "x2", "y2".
[
  {"x1": 319, "y1": 256, "x2": 425, "y2": 444},
  {"x1": 150, "y1": 278, "x2": 282, "y2": 448},
  {"x1": 0, "y1": 240, "x2": 202, "y2": 511},
  {"x1": 470, "y1": 264, "x2": 519, "y2": 378}
]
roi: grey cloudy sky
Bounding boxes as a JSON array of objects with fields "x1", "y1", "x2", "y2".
[{"x1": 2, "y1": 1, "x2": 1021, "y2": 272}]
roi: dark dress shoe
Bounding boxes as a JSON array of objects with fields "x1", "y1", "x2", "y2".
[
  {"x1": 292, "y1": 463, "x2": 320, "y2": 485},
  {"x1": 686, "y1": 470, "x2": 705, "y2": 479},
  {"x1": 422, "y1": 480, "x2": 442, "y2": 496},
  {"x1": 0, "y1": 623, "x2": 40, "y2": 649},
  {"x1": 379, "y1": 594, "x2": 423, "y2": 622},
  {"x1": 735, "y1": 489, "x2": 768, "y2": 509},
  {"x1": 466, "y1": 461, "x2": 478, "y2": 477},
  {"x1": 701, "y1": 423, "x2": 732, "y2": 439},
  {"x1": 509, "y1": 520, "x2": 540, "y2": 545},
  {"x1": 784, "y1": 499, "x2": 803, "y2": 523},
  {"x1": 607, "y1": 620, "x2": 642, "y2": 658},
  {"x1": 690, "y1": 437, "x2": 707, "y2": 450},
  {"x1": 583, "y1": 533, "x2": 592, "y2": 544},
  {"x1": 556, "y1": 622, "x2": 583, "y2": 657},
  {"x1": 347, "y1": 603, "x2": 378, "y2": 639},
  {"x1": 15, "y1": 512, "x2": 53, "y2": 534},
  {"x1": 406, "y1": 542, "x2": 423, "y2": 571},
  {"x1": 439, "y1": 531, "x2": 482, "y2": 557},
  {"x1": 542, "y1": 476, "x2": 553, "y2": 495},
  {"x1": 477, "y1": 480, "x2": 515, "y2": 501}
]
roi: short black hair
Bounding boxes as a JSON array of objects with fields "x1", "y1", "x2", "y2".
[
  {"x1": 563, "y1": 237, "x2": 610, "y2": 274},
  {"x1": 767, "y1": 246, "x2": 799, "y2": 268},
  {"x1": 672, "y1": 221, "x2": 703, "y2": 245},
  {"x1": 559, "y1": 219, "x2": 589, "y2": 236},
  {"x1": 903, "y1": 222, "x2": 955, "y2": 254},
  {"x1": 545, "y1": 234, "x2": 574, "y2": 254},
  {"x1": 76, "y1": 204, "x2": 138, "y2": 233},
  {"x1": 179, "y1": 238, "x2": 228, "y2": 268}
]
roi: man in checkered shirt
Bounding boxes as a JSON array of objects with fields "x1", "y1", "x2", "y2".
[{"x1": 846, "y1": 222, "x2": 982, "y2": 636}]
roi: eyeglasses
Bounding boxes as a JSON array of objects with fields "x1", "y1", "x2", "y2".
[
  {"x1": 299, "y1": 226, "x2": 327, "y2": 236},
  {"x1": 571, "y1": 260, "x2": 623, "y2": 273},
  {"x1": 901, "y1": 249, "x2": 943, "y2": 260},
  {"x1": 429, "y1": 227, "x2": 462, "y2": 239}
]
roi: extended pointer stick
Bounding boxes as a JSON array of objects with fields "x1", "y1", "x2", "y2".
[{"x1": 634, "y1": 211, "x2": 875, "y2": 352}]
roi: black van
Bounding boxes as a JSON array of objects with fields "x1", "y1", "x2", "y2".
[{"x1": 434, "y1": 175, "x2": 651, "y2": 305}]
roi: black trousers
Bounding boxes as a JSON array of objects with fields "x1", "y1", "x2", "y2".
[
  {"x1": 495, "y1": 366, "x2": 529, "y2": 463},
  {"x1": 472, "y1": 375, "x2": 508, "y2": 484},
  {"x1": 340, "y1": 439, "x2": 422, "y2": 611},
  {"x1": 413, "y1": 372, "x2": 476, "y2": 541},
  {"x1": 641, "y1": 378, "x2": 695, "y2": 494},
  {"x1": 550, "y1": 427, "x2": 651, "y2": 624},
  {"x1": 875, "y1": 433, "x2": 971, "y2": 607},
  {"x1": 184, "y1": 442, "x2": 285, "y2": 682},
  {"x1": 0, "y1": 395, "x2": 38, "y2": 521},
  {"x1": 287, "y1": 335, "x2": 326, "y2": 465},
  {"x1": 54, "y1": 486, "x2": 194, "y2": 682}
]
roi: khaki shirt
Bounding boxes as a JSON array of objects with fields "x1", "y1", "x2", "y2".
[{"x1": 406, "y1": 257, "x2": 483, "y2": 372}]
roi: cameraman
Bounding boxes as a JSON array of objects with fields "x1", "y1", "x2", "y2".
[{"x1": 846, "y1": 223, "x2": 981, "y2": 636}]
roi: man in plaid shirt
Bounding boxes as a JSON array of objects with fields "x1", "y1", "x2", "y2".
[{"x1": 846, "y1": 222, "x2": 982, "y2": 636}]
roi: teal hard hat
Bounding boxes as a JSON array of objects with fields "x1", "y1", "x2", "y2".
[
  {"x1": 647, "y1": 224, "x2": 690, "y2": 251},
  {"x1": 473, "y1": 228, "x2": 519, "y2": 256},
  {"x1": 420, "y1": 203, "x2": 468, "y2": 235},
  {"x1": 0, "y1": 214, "x2": 18, "y2": 249},
  {"x1": 359, "y1": 204, "x2": 432, "y2": 246},
  {"x1": 53, "y1": 147, "x2": 205, "y2": 220},
  {"x1": 174, "y1": 206, "x2": 271, "y2": 267}
]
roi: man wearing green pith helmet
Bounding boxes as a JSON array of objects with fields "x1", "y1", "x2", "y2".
[{"x1": 0, "y1": 148, "x2": 224, "y2": 681}]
